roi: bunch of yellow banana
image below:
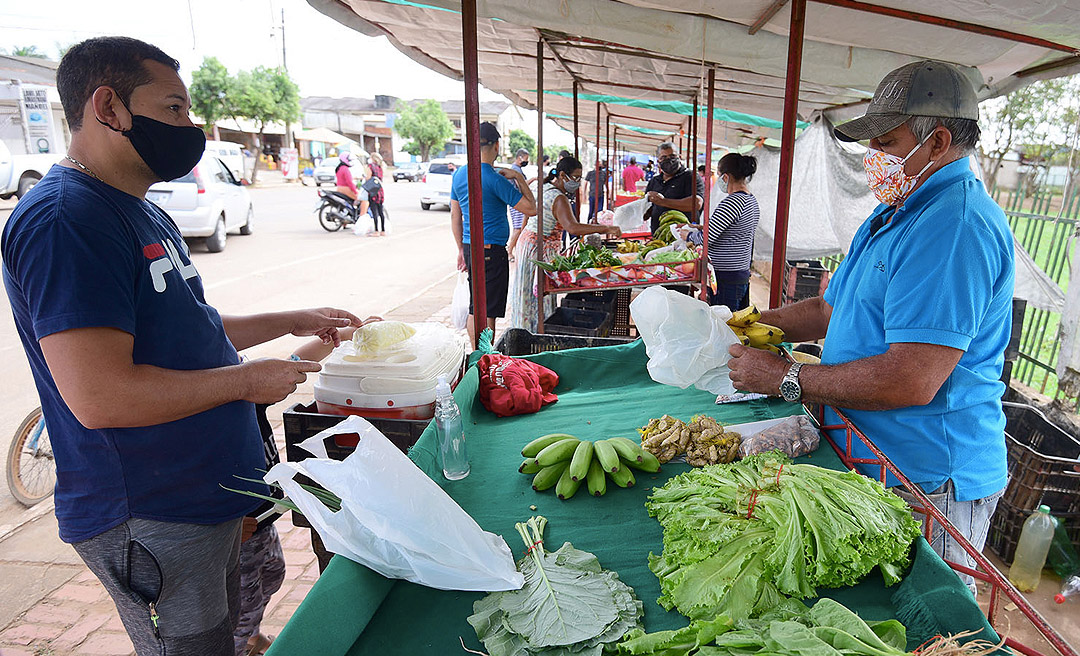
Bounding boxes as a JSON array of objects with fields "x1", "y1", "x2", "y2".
[
  {"x1": 616, "y1": 240, "x2": 641, "y2": 253},
  {"x1": 726, "y1": 305, "x2": 784, "y2": 353}
]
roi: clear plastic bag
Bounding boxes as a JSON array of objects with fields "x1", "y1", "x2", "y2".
[
  {"x1": 613, "y1": 197, "x2": 650, "y2": 232},
  {"x1": 629, "y1": 286, "x2": 740, "y2": 395},
  {"x1": 451, "y1": 272, "x2": 470, "y2": 331},
  {"x1": 266, "y1": 416, "x2": 523, "y2": 592}
]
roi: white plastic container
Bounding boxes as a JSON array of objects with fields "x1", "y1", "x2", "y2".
[{"x1": 315, "y1": 322, "x2": 467, "y2": 419}]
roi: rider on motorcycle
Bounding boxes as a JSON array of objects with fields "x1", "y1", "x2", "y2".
[{"x1": 335, "y1": 152, "x2": 369, "y2": 218}]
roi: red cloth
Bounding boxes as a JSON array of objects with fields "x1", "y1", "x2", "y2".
[{"x1": 477, "y1": 354, "x2": 559, "y2": 417}]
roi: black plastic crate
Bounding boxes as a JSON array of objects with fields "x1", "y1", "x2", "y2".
[
  {"x1": 495, "y1": 328, "x2": 633, "y2": 356},
  {"x1": 782, "y1": 260, "x2": 829, "y2": 304},
  {"x1": 282, "y1": 402, "x2": 429, "y2": 465},
  {"x1": 989, "y1": 498, "x2": 1080, "y2": 565},
  {"x1": 543, "y1": 306, "x2": 614, "y2": 337},
  {"x1": 987, "y1": 401, "x2": 1080, "y2": 563},
  {"x1": 562, "y1": 290, "x2": 617, "y2": 314}
]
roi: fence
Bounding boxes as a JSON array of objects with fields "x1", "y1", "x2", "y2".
[{"x1": 817, "y1": 182, "x2": 1079, "y2": 409}]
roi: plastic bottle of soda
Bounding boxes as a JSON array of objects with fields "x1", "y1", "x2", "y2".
[
  {"x1": 1009, "y1": 505, "x2": 1055, "y2": 592},
  {"x1": 1046, "y1": 516, "x2": 1080, "y2": 579},
  {"x1": 1055, "y1": 575, "x2": 1080, "y2": 604},
  {"x1": 434, "y1": 375, "x2": 470, "y2": 481}
]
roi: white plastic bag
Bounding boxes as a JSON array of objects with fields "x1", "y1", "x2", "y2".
[
  {"x1": 629, "y1": 286, "x2": 741, "y2": 395},
  {"x1": 613, "y1": 197, "x2": 650, "y2": 232},
  {"x1": 451, "y1": 272, "x2": 470, "y2": 330},
  {"x1": 267, "y1": 416, "x2": 524, "y2": 592}
]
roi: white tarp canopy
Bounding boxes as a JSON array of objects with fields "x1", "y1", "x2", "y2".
[{"x1": 309, "y1": 0, "x2": 1080, "y2": 134}]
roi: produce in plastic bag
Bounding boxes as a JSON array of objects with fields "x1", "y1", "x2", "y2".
[
  {"x1": 266, "y1": 415, "x2": 524, "y2": 592},
  {"x1": 352, "y1": 320, "x2": 417, "y2": 356},
  {"x1": 451, "y1": 272, "x2": 470, "y2": 330},
  {"x1": 630, "y1": 286, "x2": 740, "y2": 395},
  {"x1": 738, "y1": 415, "x2": 821, "y2": 458}
]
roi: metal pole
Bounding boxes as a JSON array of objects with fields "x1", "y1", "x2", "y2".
[
  {"x1": 769, "y1": 0, "x2": 806, "y2": 309},
  {"x1": 691, "y1": 95, "x2": 698, "y2": 223},
  {"x1": 536, "y1": 39, "x2": 546, "y2": 333},
  {"x1": 605, "y1": 113, "x2": 612, "y2": 206},
  {"x1": 593, "y1": 102, "x2": 601, "y2": 223},
  {"x1": 573, "y1": 81, "x2": 580, "y2": 160},
  {"x1": 461, "y1": 0, "x2": 487, "y2": 344},
  {"x1": 702, "y1": 68, "x2": 715, "y2": 301}
]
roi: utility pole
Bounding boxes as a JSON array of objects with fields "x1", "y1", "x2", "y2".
[{"x1": 281, "y1": 8, "x2": 287, "y2": 71}]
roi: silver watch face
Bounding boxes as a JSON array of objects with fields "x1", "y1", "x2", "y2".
[{"x1": 779, "y1": 380, "x2": 801, "y2": 402}]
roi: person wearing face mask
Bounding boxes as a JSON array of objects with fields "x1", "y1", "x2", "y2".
[
  {"x1": 644, "y1": 141, "x2": 705, "y2": 234},
  {"x1": 1, "y1": 37, "x2": 362, "y2": 655},
  {"x1": 725, "y1": 60, "x2": 1013, "y2": 595},
  {"x1": 508, "y1": 156, "x2": 621, "y2": 332},
  {"x1": 704, "y1": 153, "x2": 759, "y2": 311}
]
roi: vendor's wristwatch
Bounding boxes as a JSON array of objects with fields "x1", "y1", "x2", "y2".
[{"x1": 779, "y1": 362, "x2": 804, "y2": 403}]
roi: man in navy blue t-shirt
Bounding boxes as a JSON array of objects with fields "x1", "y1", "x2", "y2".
[{"x1": 2, "y1": 37, "x2": 360, "y2": 655}]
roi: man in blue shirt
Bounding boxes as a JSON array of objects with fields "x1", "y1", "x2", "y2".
[
  {"x1": 450, "y1": 122, "x2": 536, "y2": 342},
  {"x1": 2, "y1": 37, "x2": 360, "y2": 654},
  {"x1": 726, "y1": 61, "x2": 1013, "y2": 593}
]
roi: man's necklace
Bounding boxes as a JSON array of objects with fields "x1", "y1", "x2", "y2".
[{"x1": 65, "y1": 155, "x2": 104, "y2": 182}]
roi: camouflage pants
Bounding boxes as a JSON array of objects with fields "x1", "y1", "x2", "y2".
[{"x1": 232, "y1": 524, "x2": 285, "y2": 655}]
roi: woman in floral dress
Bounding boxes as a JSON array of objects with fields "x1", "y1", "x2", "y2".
[{"x1": 509, "y1": 156, "x2": 621, "y2": 331}]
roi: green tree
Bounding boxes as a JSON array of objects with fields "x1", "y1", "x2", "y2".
[
  {"x1": 506, "y1": 129, "x2": 535, "y2": 158},
  {"x1": 394, "y1": 99, "x2": 454, "y2": 161},
  {"x1": 232, "y1": 66, "x2": 301, "y2": 183},
  {"x1": 6, "y1": 45, "x2": 48, "y2": 59},
  {"x1": 980, "y1": 79, "x2": 1067, "y2": 192},
  {"x1": 190, "y1": 57, "x2": 234, "y2": 139},
  {"x1": 402, "y1": 141, "x2": 422, "y2": 157}
]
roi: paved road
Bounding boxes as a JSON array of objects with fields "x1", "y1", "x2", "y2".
[{"x1": 0, "y1": 176, "x2": 457, "y2": 526}]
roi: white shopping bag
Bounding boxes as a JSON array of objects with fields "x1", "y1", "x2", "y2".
[
  {"x1": 266, "y1": 416, "x2": 523, "y2": 592},
  {"x1": 450, "y1": 272, "x2": 470, "y2": 330},
  {"x1": 629, "y1": 286, "x2": 741, "y2": 396},
  {"x1": 613, "y1": 197, "x2": 650, "y2": 232}
]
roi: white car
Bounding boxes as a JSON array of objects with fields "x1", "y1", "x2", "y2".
[
  {"x1": 420, "y1": 159, "x2": 463, "y2": 210},
  {"x1": 147, "y1": 153, "x2": 253, "y2": 253},
  {"x1": 313, "y1": 152, "x2": 369, "y2": 187}
]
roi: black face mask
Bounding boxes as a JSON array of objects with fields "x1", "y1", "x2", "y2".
[
  {"x1": 660, "y1": 157, "x2": 682, "y2": 176},
  {"x1": 99, "y1": 97, "x2": 206, "y2": 182}
]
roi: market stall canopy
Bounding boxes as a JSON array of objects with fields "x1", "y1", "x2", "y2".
[{"x1": 307, "y1": 0, "x2": 1080, "y2": 132}]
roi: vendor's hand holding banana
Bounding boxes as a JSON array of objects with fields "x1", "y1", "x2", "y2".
[{"x1": 726, "y1": 305, "x2": 784, "y2": 354}]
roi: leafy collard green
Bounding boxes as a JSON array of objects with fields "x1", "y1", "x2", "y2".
[{"x1": 468, "y1": 517, "x2": 643, "y2": 656}]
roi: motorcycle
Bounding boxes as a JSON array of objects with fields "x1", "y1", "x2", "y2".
[{"x1": 315, "y1": 189, "x2": 362, "y2": 232}]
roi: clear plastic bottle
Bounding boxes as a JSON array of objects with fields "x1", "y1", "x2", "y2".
[
  {"x1": 1055, "y1": 575, "x2": 1080, "y2": 604},
  {"x1": 434, "y1": 375, "x2": 469, "y2": 481},
  {"x1": 1046, "y1": 516, "x2": 1080, "y2": 580},
  {"x1": 1009, "y1": 505, "x2": 1056, "y2": 592}
]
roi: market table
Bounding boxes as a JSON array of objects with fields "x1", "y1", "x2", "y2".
[{"x1": 265, "y1": 341, "x2": 997, "y2": 655}]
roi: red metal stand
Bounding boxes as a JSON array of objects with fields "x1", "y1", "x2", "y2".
[
  {"x1": 461, "y1": 0, "x2": 486, "y2": 346},
  {"x1": 701, "y1": 68, "x2": 715, "y2": 301},
  {"x1": 814, "y1": 405, "x2": 1078, "y2": 656},
  {"x1": 536, "y1": 38, "x2": 546, "y2": 334},
  {"x1": 769, "y1": 0, "x2": 806, "y2": 309}
]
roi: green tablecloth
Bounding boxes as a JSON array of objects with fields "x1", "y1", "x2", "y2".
[{"x1": 266, "y1": 341, "x2": 996, "y2": 655}]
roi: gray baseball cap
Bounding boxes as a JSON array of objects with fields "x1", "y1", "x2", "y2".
[{"x1": 835, "y1": 60, "x2": 979, "y2": 142}]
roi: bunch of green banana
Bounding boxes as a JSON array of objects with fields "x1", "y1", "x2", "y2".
[
  {"x1": 519, "y1": 433, "x2": 661, "y2": 500},
  {"x1": 726, "y1": 304, "x2": 784, "y2": 353},
  {"x1": 653, "y1": 210, "x2": 688, "y2": 244}
]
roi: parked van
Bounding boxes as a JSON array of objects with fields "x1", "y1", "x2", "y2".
[{"x1": 204, "y1": 140, "x2": 246, "y2": 183}]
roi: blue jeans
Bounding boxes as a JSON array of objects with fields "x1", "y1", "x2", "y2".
[
  {"x1": 894, "y1": 480, "x2": 1003, "y2": 596},
  {"x1": 708, "y1": 281, "x2": 750, "y2": 311}
]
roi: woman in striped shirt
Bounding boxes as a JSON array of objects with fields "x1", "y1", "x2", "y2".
[{"x1": 707, "y1": 153, "x2": 760, "y2": 310}]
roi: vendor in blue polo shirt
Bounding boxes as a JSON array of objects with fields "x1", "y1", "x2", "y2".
[
  {"x1": 727, "y1": 60, "x2": 1013, "y2": 595},
  {"x1": 450, "y1": 122, "x2": 537, "y2": 342}
]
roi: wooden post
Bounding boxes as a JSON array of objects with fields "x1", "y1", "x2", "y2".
[
  {"x1": 691, "y1": 95, "x2": 699, "y2": 223},
  {"x1": 536, "y1": 39, "x2": 546, "y2": 333},
  {"x1": 769, "y1": 0, "x2": 806, "y2": 309},
  {"x1": 461, "y1": 0, "x2": 486, "y2": 345}
]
